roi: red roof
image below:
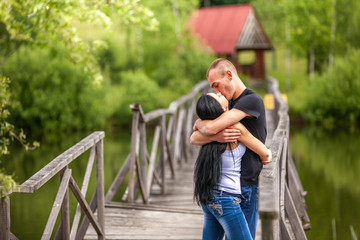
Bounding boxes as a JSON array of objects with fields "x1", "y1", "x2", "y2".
[{"x1": 188, "y1": 4, "x2": 268, "y2": 54}]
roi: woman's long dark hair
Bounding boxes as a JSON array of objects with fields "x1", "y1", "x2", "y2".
[{"x1": 193, "y1": 94, "x2": 227, "y2": 205}]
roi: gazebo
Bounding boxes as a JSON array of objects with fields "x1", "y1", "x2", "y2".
[{"x1": 187, "y1": 4, "x2": 273, "y2": 81}]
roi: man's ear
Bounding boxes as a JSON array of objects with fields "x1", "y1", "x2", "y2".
[{"x1": 226, "y1": 70, "x2": 232, "y2": 80}]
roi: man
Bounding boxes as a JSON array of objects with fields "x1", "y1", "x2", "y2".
[{"x1": 190, "y1": 58, "x2": 270, "y2": 238}]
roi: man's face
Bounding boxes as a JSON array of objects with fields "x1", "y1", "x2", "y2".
[{"x1": 208, "y1": 69, "x2": 234, "y2": 101}]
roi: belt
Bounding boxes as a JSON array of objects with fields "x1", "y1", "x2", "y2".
[{"x1": 213, "y1": 190, "x2": 241, "y2": 199}]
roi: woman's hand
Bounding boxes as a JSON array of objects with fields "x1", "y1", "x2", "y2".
[{"x1": 210, "y1": 127, "x2": 242, "y2": 143}]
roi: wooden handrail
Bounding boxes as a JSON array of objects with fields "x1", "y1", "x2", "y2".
[
  {"x1": 259, "y1": 77, "x2": 310, "y2": 239},
  {"x1": 0, "y1": 131, "x2": 106, "y2": 240},
  {"x1": 106, "y1": 80, "x2": 210, "y2": 204}
]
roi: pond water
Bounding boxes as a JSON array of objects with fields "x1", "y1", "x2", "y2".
[
  {"x1": 2, "y1": 126, "x2": 360, "y2": 239},
  {"x1": 2, "y1": 131, "x2": 132, "y2": 239},
  {"x1": 290, "y1": 126, "x2": 360, "y2": 239}
]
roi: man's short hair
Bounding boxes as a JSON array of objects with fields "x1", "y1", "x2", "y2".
[{"x1": 206, "y1": 58, "x2": 237, "y2": 78}]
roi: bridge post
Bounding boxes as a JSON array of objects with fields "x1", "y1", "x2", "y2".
[
  {"x1": 96, "y1": 139, "x2": 105, "y2": 240},
  {"x1": 128, "y1": 104, "x2": 140, "y2": 202},
  {"x1": 60, "y1": 167, "x2": 71, "y2": 240},
  {"x1": 0, "y1": 198, "x2": 10, "y2": 240}
]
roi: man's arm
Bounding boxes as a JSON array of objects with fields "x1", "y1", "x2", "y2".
[
  {"x1": 194, "y1": 108, "x2": 251, "y2": 136},
  {"x1": 190, "y1": 128, "x2": 241, "y2": 145}
]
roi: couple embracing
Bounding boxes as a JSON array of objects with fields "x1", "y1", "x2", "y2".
[{"x1": 190, "y1": 58, "x2": 272, "y2": 240}]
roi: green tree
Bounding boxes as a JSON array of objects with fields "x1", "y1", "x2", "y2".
[
  {"x1": 0, "y1": 0, "x2": 158, "y2": 83},
  {"x1": 94, "y1": 0, "x2": 213, "y2": 93},
  {"x1": 200, "y1": 0, "x2": 251, "y2": 7},
  {"x1": 303, "y1": 49, "x2": 360, "y2": 127},
  {"x1": 0, "y1": 0, "x2": 158, "y2": 198},
  {"x1": 254, "y1": 0, "x2": 360, "y2": 75}
]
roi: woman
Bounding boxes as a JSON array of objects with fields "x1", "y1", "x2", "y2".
[{"x1": 194, "y1": 93, "x2": 271, "y2": 240}]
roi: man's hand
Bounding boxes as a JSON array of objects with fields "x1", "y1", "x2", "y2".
[
  {"x1": 190, "y1": 126, "x2": 241, "y2": 145},
  {"x1": 211, "y1": 127, "x2": 241, "y2": 143}
]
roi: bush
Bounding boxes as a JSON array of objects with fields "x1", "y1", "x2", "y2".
[
  {"x1": 1, "y1": 45, "x2": 106, "y2": 135},
  {"x1": 112, "y1": 70, "x2": 164, "y2": 126},
  {"x1": 303, "y1": 48, "x2": 360, "y2": 127},
  {"x1": 149, "y1": 36, "x2": 214, "y2": 92}
]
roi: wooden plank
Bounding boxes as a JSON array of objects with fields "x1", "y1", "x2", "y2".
[
  {"x1": 0, "y1": 198, "x2": 10, "y2": 240},
  {"x1": 173, "y1": 108, "x2": 185, "y2": 166},
  {"x1": 135, "y1": 155, "x2": 147, "y2": 204},
  {"x1": 184, "y1": 100, "x2": 196, "y2": 162},
  {"x1": 60, "y1": 168, "x2": 71, "y2": 240},
  {"x1": 143, "y1": 108, "x2": 174, "y2": 123},
  {"x1": 279, "y1": 138, "x2": 290, "y2": 240},
  {"x1": 95, "y1": 140, "x2": 105, "y2": 240},
  {"x1": 146, "y1": 126, "x2": 160, "y2": 198},
  {"x1": 160, "y1": 115, "x2": 167, "y2": 194},
  {"x1": 128, "y1": 109, "x2": 140, "y2": 203},
  {"x1": 18, "y1": 132, "x2": 104, "y2": 193},
  {"x1": 105, "y1": 154, "x2": 131, "y2": 202},
  {"x1": 70, "y1": 146, "x2": 96, "y2": 240},
  {"x1": 165, "y1": 136, "x2": 175, "y2": 179},
  {"x1": 106, "y1": 202, "x2": 202, "y2": 215},
  {"x1": 166, "y1": 115, "x2": 175, "y2": 142},
  {"x1": 288, "y1": 154, "x2": 310, "y2": 224},
  {"x1": 84, "y1": 206, "x2": 203, "y2": 240},
  {"x1": 280, "y1": 216, "x2": 293, "y2": 240},
  {"x1": 139, "y1": 123, "x2": 148, "y2": 202},
  {"x1": 284, "y1": 184, "x2": 307, "y2": 240},
  {"x1": 162, "y1": 116, "x2": 175, "y2": 179},
  {"x1": 69, "y1": 176, "x2": 103, "y2": 237},
  {"x1": 9, "y1": 232, "x2": 18, "y2": 240},
  {"x1": 42, "y1": 169, "x2": 72, "y2": 240},
  {"x1": 75, "y1": 191, "x2": 97, "y2": 240}
]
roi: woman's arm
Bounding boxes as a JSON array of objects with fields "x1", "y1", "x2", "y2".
[{"x1": 233, "y1": 123, "x2": 272, "y2": 165}]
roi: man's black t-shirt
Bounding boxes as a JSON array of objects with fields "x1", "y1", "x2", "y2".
[{"x1": 229, "y1": 88, "x2": 267, "y2": 186}]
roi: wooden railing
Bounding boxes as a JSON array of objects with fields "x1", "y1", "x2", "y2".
[
  {"x1": 105, "y1": 80, "x2": 210, "y2": 203},
  {"x1": 259, "y1": 77, "x2": 311, "y2": 239},
  {"x1": 0, "y1": 131, "x2": 105, "y2": 240}
]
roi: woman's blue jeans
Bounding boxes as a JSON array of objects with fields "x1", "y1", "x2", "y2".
[{"x1": 201, "y1": 191, "x2": 252, "y2": 240}]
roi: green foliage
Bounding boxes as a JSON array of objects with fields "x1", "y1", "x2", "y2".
[
  {"x1": 254, "y1": 0, "x2": 360, "y2": 74},
  {"x1": 0, "y1": 76, "x2": 27, "y2": 199},
  {"x1": 0, "y1": 0, "x2": 159, "y2": 84},
  {"x1": 93, "y1": 0, "x2": 214, "y2": 125},
  {"x1": 0, "y1": 76, "x2": 12, "y2": 156},
  {"x1": 1, "y1": 45, "x2": 107, "y2": 134},
  {"x1": 0, "y1": 0, "x2": 160, "y2": 199},
  {"x1": 200, "y1": 0, "x2": 251, "y2": 7},
  {"x1": 149, "y1": 37, "x2": 214, "y2": 90},
  {"x1": 302, "y1": 49, "x2": 360, "y2": 127},
  {"x1": 112, "y1": 70, "x2": 163, "y2": 126},
  {"x1": 330, "y1": 0, "x2": 360, "y2": 55},
  {"x1": 0, "y1": 169, "x2": 20, "y2": 199}
]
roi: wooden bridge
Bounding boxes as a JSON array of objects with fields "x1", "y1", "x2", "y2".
[{"x1": 0, "y1": 78, "x2": 310, "y2": 240}]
